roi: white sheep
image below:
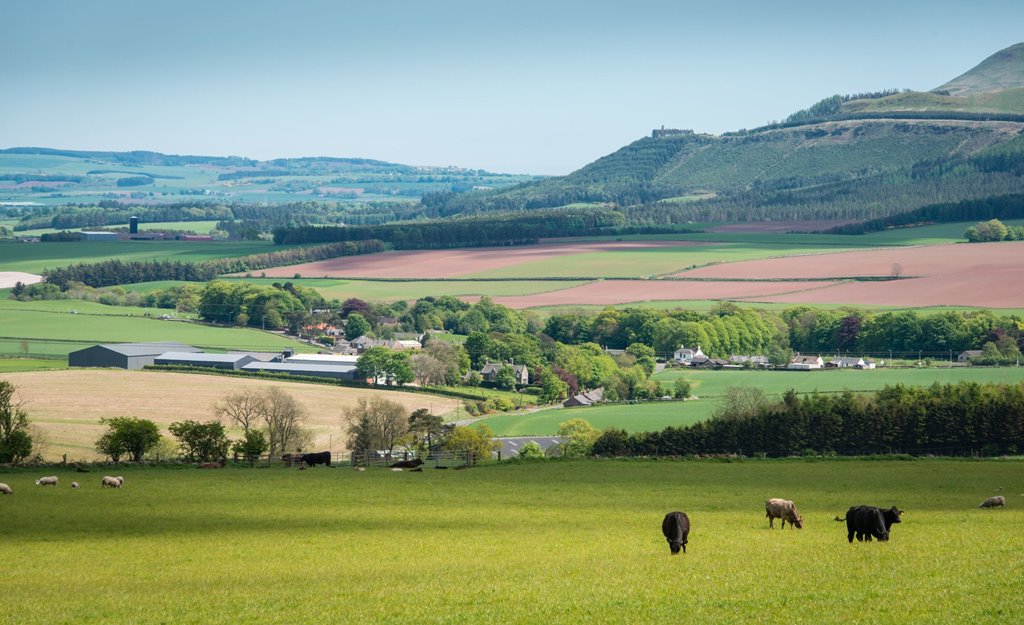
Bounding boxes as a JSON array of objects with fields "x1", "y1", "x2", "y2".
[
  {"x1": 35, "y1": 476, "x2": 59, "y2": 486},
  {"x1": 0, "y1": 482, "x2": 12, "y2": 495},
  {"x1": 71, "y1": 481, "x2": 80, "y2": 489},
  {"x1": 101, "y1": 475, "x2": 123, "y2": 488},
  {"x1": 979, "y1": 495, "x2": 1006, "y2": 508}
]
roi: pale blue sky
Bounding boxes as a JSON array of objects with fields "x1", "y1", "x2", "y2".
[{"x1": 1, "y1": 1, "x2": 1021, "y2": 174}]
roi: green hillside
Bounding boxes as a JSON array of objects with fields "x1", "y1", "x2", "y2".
[
  {"x1": 425, "y1": 43, "x2": 1024, "y2": 225},
  {"x1": 934, "y1": 42, "x2": 1024, "y2": 96}
]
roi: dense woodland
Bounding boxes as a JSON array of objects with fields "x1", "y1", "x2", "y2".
[{"x1": 591, "y1": 382, "x2": 1024, "y2": 457}]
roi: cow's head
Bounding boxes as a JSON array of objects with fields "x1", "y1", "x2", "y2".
[
  {"x1": 792, "y1": 515, "x2": 804, "y2": 529},
  {"x1": 667, "y1": 538, "x2": 687, "y2": 555},
  {"x1": 885, "y1": 507, "x2": 903, "y2": 524}
]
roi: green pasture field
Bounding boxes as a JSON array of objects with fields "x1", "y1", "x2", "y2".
[
  {"x1": 121, "y1": 278, "x2": 594, "y2": 302},
  {"x1": 654, "y1": 366, "x2": 1024, "y2": 398},
  {"x1": 478, "y1": 367, "x2": 1024, "y2": 437},
  {"x1": 13, "y1": 220, "x2": 224, "y2": 237},
  {"x1": 462, "y1": 242, "x2": 861, "y2": 279},
  {"x1": 0, "y1": 240, "x2": 284, "y2": 275},
  {"x1": 0, "y1": 298, "x2": 310, "y2": 356},
  {"x1": 0, "y1": 357, "x2": 66, "y2": 372},
  {"x1": 478, "y1": 399, "x2": 716, "y2": 436},
  {"x1": 0, "y1": 459, "x2": 1020, "y2": 625}
]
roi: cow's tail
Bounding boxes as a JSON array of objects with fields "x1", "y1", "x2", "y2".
[{"x1": 834, "y1": 515, "x2": 846, "y2": 522}]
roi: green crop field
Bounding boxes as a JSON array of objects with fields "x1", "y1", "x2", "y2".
[
  {"x1": 0, "y1": 298, "x2": 310, "y2": 356},
  {"x1": 0, "y1": 240, "x2": 285, "y2": 275},
  {"x1": 477, "y1": 400, "x2": 716, "y2": 436},
  {"x1": 463, "y1": 243, "x2": 861, "y2": 279},
  {"x1": 0, "y1": 460, "x2": 1019, "y2": 625},
  {"x1": 13, "y1": 220, "x2": 224, "y2": 237},
  {"x1": 0, "y1": 357, "x2": 67, "y2": 373},
  {"x1": 655, "y1": 366, "x2": 1024, "y2": 398},
  {"x1": 477, "y1": 367, "x2": 1024, "y2": 437}
]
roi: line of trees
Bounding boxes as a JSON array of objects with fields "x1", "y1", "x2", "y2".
[
  {"x1": 591, "y1": 382, "x2": 1024, "y2": 458},
  {"x1": 42, "y1": 240, "x2": 385, "y2": 289}
]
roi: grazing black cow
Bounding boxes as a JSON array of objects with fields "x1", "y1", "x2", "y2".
[
  {"x1": 390, "y1": 458, "x2": 424, "y2": 469},
  {"x1": 662, "y1": 511, "x2": 690, "y2": 555},
  {"x1": 838, "y1": 505, "x2": 903, "y2": 542},
  {"x1": 283, "y1": 451, "x2": 332, "y2": 467}
]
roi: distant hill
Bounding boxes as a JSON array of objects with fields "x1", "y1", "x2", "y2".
[
  {"x1": 934, "y1": 42, "x2": 1024, "y2": 96},
  {"x1": 0, "y1": 148, "x2": 536, "y2": 207},
  {"x1": 426, "y1": 44, "x2": 1024, "y2": 225}
]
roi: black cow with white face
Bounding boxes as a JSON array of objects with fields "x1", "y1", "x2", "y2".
[
  {"x1": 662, "y1": 511, "x2": 690, "y2": 555},
  {"x1": 841, "y1": 505, "x2": 903, "y2": 542}
]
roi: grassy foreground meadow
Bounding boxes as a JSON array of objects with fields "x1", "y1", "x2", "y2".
[{"x1": 1, "y1": 459, "x2": 1020, "y2": 625}]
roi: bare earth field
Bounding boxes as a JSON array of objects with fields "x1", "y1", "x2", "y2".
[
  {"x1": 0, "y1": 271, "x2": 43, "y2": 288},
  {"x1": 485, "y1": 279, "x2": 837, "y2": 308},
  {"x1": 257, "y1": 240, "x2": 704, "y2": 279},
  {"x1": 3, "y1": 370, "x2": 460, "y2": 461},
  {"x1": 675, "y1": 241, "x2": 1024, "y2": 308}
]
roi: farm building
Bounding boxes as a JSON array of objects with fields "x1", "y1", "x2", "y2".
[
  {"x1": 78, "y1": 231, "x2": 118, "y2": 241},
  {"x1": 825, "y1": 356, "x2": 876, "y2": 369},
  {"x1": 153, "y1": 352, "x2": 256, "y2": 370},
  {"x1": 285, "y1": 353, "x2": 359, "y2": 365},
  {"x1": 68, "y1": 342, "x2": 200, "y2": 370},
  {"x1": 480, "y1": 362, "x2": 530, "y2": 385},
  {"x1": 959, "y1": 350, "x2": 983, "y2": 362},
  {"x1": 563, "y1": 388, "x2": 604, "y2": 408},
  {"x1": 673, "y1": 345, "x2": 705, "y2": 364},
  {"x1": 241, "y1": 361, "x2": 358, "y2": 381},
  {"x1": 787, "y1": 355, "x2": 824, "y2": 370}
]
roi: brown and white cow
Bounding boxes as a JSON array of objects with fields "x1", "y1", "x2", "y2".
[{"x1": 765, "y1": 498, "x2": 803, "y2": 529}]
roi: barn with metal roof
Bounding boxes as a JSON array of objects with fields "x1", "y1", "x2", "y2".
[
  {"x1": 241, "y1": 361, "x2": 358, "y2": 381},
  {"x1": 68, "y1": 342, "x2": 200, "y2": 370},
  {"x1": 154, "y1": 352, "x2": 256, "y2": 370}
]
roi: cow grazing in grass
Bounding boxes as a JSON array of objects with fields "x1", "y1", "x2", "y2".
[
  {"x1": 838, "y1": 505, "x2": 903, "y2": 542},
  {"x1": 765, "y1": 498, "x2": 803, "y2": 529},
  {"x1": 979, "y1": 496, "x2": 1006, "y2": 508},
  {"x1": 198, "y1": 459, "x2": 226, "y2": 469},
  {"x1": 0, "y1": 482, "x2": 12, "y2": 495},
  {"x1": 662, "y1": 511, "x2": 690, "y2": 555},
  {"x1": 101, "y1": 476, "x2": 123, "y2": 488},
  {"x1": 390, "y1": 458, "x2": 424, "y2": 469},
  {"x1": 283, "y1": 451, "x2": 331, "y2": 467},
  {"x1": 35, "y1": 476, "x2": 58, "y2": 486}
]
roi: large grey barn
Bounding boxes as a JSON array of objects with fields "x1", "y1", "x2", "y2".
[
  {"x1": 153, "y1": 352, "x2": 256, "y2": 370},
  {"x1": 241, "y1": 361, "x2": 358, "y2": 381},
  {"x1": 68, "y1": 342, "x2": 200, "y2": 370}
]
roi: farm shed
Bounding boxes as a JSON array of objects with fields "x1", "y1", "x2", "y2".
[
  {"x1": 78, "y1": 231, "x2": 118, "y2": 241},
  {"x1": 285, "y1": 353, "x2": 359, "y2": 365},
  {"x1": 68, "y1": 342, "x2": 200, "y2": 370},
  {"x1": 563, "y1": 388, "x2": 604, "y2": 408},
  {"x1": 241, "y1": 361, "x2": 358, "y2": 381},
  {"x1": 153, "y1": 352, "x2": 256, "y2": 370}
]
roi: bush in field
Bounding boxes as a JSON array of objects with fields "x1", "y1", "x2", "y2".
[
  {"x1": 557, "y1": 418, "x2": 601, "y2": 458},
  {"x1": 517, "y1": 441, "x2": 546, "y2": 460},
  {"x1": 443, "y1": 424, "x2": 500, "y2": 463},
  {"x1": 232, "y1": 430, "x2": 269, "y2": 466},
  {"x1": 169, "y1": 420, "x2": 230, "y2": 462},
  {"x1": 0, "y1": 381, "x2": 33, "y2": 464},
  {"x1": 95, "y1": 416, "x2": 161, "y2": 462},
  {"x1": 673, "y1": 378, "x2": 692, "y2": 399}
]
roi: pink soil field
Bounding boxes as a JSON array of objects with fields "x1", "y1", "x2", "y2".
[
  {"x1": 483, "y1": 280, "x2": 838, "y2": 308},
  {"x1": 259, "y1": 240, "x2": 707, "y2": 279},
  {"x1": 675, "y1": 241, "x2": 1024, "y2": 308}
]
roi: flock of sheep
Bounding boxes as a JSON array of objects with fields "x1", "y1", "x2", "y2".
[{"x1": 0, "y1": 475, "x2": 123, "y2": 494}]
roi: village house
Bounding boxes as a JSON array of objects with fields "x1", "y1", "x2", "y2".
[
  {"x1": 958, "y1": 350, "x2": 983, "y2": 362},
  {"x1": 563, "y1": 387, "x2": 604, "y2": 408},
  {"x1": 727, "y1": 354, "x2": 770, "y2": 368},
  {"x1": 479, "y1": 362, "x2": 529, "y2": 385},
  {"x1": 825, "y1": 356, "x2": 876, "y2": 369},
  {"x1": 673, "y1": 345, "x2": 705, "y2": 365}
]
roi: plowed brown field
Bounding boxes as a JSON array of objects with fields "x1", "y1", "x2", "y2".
[
  {"x1": 258, "y1": 240, "x2": 705, "y2": 278},
  {"x1": 4, "y1": 370, "x2": 460, "y2": 461},
  {"x1": 674, "y1": 241, "x2": 1024, "y2": 308}
]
